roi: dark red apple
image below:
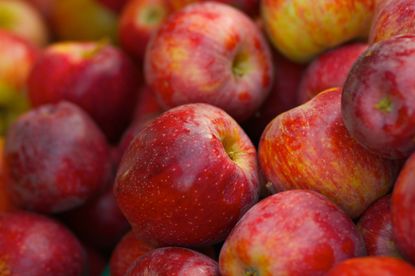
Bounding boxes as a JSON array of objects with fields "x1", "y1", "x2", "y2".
[
  {"x1": 114, "y1": 103, "x2": 260, "y2": 246},
  {"x1": 126, "y1": 247, "x2": 219, "y2": 275},
  {"x1": 0, "y1": 211, "x2": 86, "y2": 275},
  {"x1": 4, "y1": 102, "x2": 111, "y2": 213},
  {"x1": 219, "y1": 190, "x2": 366, "y2": 275},
  {"x1": 342, "y1": 35, "x2": 415, "y2": 159}
]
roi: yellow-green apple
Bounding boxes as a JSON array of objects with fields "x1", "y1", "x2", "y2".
[
  {"x1": 326, "y1": 257, "x2": 415, "y2": 275},
  {"x1": 219, "y1": 190, "x2": 366, "y2": 275},
  {"x1": 126, "y1": 247, "x2": 219, "y2": 275},
  {"x1": 259, "y1": 87, "x2": 398, "y2": 218},
  {"x1": 261, "y1": 0, "x2": 376, "y2": 63},
  {"x1": 369, "y1": 0, "x2": 415, "y2": 44},
  {"x1": 0, "y1": 0, "x2": 48, "y2": 46},
  {"x1": 0, "y1": 211, "x2": 86, "y2": 275},
  {"x1": 358, "y1": 195, "x2": 401, "y2": 257},
  {"x1": 4, "y1": 102, "x2": 112, "y2": 213},
  {"x1": 342, "y1": 35, "x2": 415, "y2": 159},
  {"x1": 114, "y1": 103, "x2": 260, "y2": 246},
  {"x1": 118, "y1": 0, "x2": 169, "y2": 62},
  {"x1": 145, "y1": 2, "x2": 273, "y2": 121},
  {"x1": 298, "y1": 43, "x2": 367, "y2": 104},
  {"x1": 392, "y1": 153, "x2": 415, "y2": 263},
  {"x1": 27, "y1": 41, "x2": 139, "y2": 142}
]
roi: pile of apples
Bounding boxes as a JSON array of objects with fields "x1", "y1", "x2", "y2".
[{"x1": 2, "y1": 0, "x2": 415, "y2": 275}]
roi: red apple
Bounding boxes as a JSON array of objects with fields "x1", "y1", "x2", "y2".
[
  {"x1": 342, "y1": 35, "x2": 415, "y2": 159},
  {"x1": 259, "y1": 88, "x2": 398, "y2": 218},
  {"x1": 298, "y1": 43, "x2": 368, "y2": 104},
  {"x1": 126, "y1": 247, "x2": 219, "y2": 275},
  {"x1": 219, "y1": 190, "x2": 366, "y2": 275},
  {"x1": 0, "y1": 137, "x2": 13, "y2": 212},
  {"x1": 392, "y1": 152, "x2": 415, "y2": 263},
  {"x1": 0, "y1": 211, "x2": 86, "y2": 275},
  {"x1": 145, "y1": 2, "x2": 273, "y2": 121},
  {"x1": 114, "y1": 103, "x2": 260, "y2": 246},
  {"x1": 4, "y1": 102, "x2": 112, "y2": 213},
  {"x1": 357, "y1": 195, "x2": 401, "y2": 257},
  {"x1": 27, "y1": 41, "x2": 139, "y2": 142},
  {"x1": 326, "y1": 257, "x2": 415, "y2": 275},
  {"x1": 110, "y1": 231, "x2": 158, "y2": 276}
]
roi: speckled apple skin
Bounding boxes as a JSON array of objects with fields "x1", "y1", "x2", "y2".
[
  {"x1": 326, "y1": 257, "x2": 415, "y2": 275},
  {"x1": 114, "y1": 103, "x2": 259, "y2": 246},
  {"x1": 261, "y1": 0, "x2": 375, "y2": 63},
  {"x1": 259, "y1": 88, "x2": 397, "y2": 218},
  {"x1": 0, "y1": 211, "x2": 86, "y2": 276},
  {"x1": 358, "y1": 195, "x2": 401, "y2": 257},
  {"x1": 4, "y1": 102, "x2": 111, "y2": 213},
  {"x1": 145, "y1": 2, "x2": 273, "y2": 121},
  {"x1": 342, "y1": 35, "x2": 415, "y2": 159},
  {"x1": 126, "y1": 247, "x2": 219, "y2": 276},
  {"x1": 27, "y1": 41, "x2": 139, "y2": 142},
  {"x1": 110, "y1": 231, "x2": 158, "y2": 276},
  {"x1": 392, "y1": 153, "x2": 415, "y2": 263},
  {"x1": 219, "y1": 190, "x2": 366, "y2": 275},
  {"x1": 298, "y1": 43, "x2": 367, "y2": 104}
]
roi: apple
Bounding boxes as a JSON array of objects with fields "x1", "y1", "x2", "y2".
[
  {"x1": 126, "y1": 247, "x2": 219, "y2": 275},
  {"x1": 4, "y1": 102, "x2": 112, "y2": 213},
  {"x1": 342, "y1": 35, "x2": 415, "y2": 159},
  {"x1": 0, "y1": 211, "x2": 86, "y2": 275},
  {"x1": 357, "y1": 195, "x2": 401, "y2": 257},
  {"x1": 369, "y1": 0, "x2": 415, "y2": 44},
  {"x1": 98, "y1": 0, "x2": 129, "y2": 13},
  {"x1": 0, "y1": 0, "x2": 48, "y2": 46},
  {"x1": 114, "y1": 103, "x2": 260, "y2": 246},
  {"x1": 0, "y1": 137, "x2": 13, "y2": 212},
  {"x1": 297, "y1": 43, "x2": 368, "y2": 104},
  {"x1": 24, "y1": 0, "x2": 55, "y2": 22},
  {"x1": 219, "y1": 190, "x2": 365, "y2": 275},
  {"x1": 259, "y1": 87, "x2": 398, "y2": 218},
  {"x1": 326, "y1": 257, "x2": 415, "y2": 275},
  {"x1": 145, "y1": 2, "x2": 273, "y2": 122},
  {"x1": 392, "y1": 152, "x2": 415, "y2": 263},
  {"x1": 166, "y1": 0, "x2": 260, "y2": 16},
  {"x1": 261, "y1": 0, "x2": 375, "y2": 63},
  {"x1": 27, "y1": 41, "x2": 139, "y2": 142},
  {"x1": 110, "y1": 231, "x2": 158, "y2": 276}
]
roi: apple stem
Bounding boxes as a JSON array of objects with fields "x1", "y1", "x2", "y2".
[{"x1": 374, "y1": 96, "x2": 393, "y2": 113}]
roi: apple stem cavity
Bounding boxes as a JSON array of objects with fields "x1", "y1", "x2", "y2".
[
  {"x1": 232, "y1": 49, "x2": 250, "y2": 78},
  {"x1": 221, "y1": 135, "x2": 240, "y2": 163},
  {"x1": 245, "y1": 267, "x2": 259, "y2": 276},
  {"x1": 375, "y1": 96, "x2": 393, "y2": 113}
]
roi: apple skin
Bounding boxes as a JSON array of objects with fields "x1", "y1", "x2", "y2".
[
  {"x1": 98, "y1": 0, "x2": 129, "y2": 13},
  {"x1": 342, "y1": 35, "x2": 415, "y2": 159},
  {"x1": 126, "y1": 247, "x2": 219, "y2": 275},
  {"x1": 0, "y1": 211, "x2": 86, "y2": 275},
  {"x1": 392, "y1": 153, "x2": 415, "y2": 263},
  {"x1": 114, "y1": 103, "x2": 260, "y2": 246},
  {"x1": 166, "y1": 0, "x2": 260, "y2": 16},
  {"x1": 219, "y1": 190, "x2": 366, "y2": 275},
  {"x1": 145, "y1": 2, "x2": 273, "y2": 122},
  {"x1": 298, "y1": 43, "x2": 367, "y2": 104},
  {"x1": 110, "y1": 231, "x2": 158, "y2": 276},
  {"x1": 0, "y1": 137, "x2": 13, "y2": 212},
  {"x1": 326, "y1": 257, "x2": 415, "y2": 275},
  {"x1": 259, "y1": 87, "x2": 398, "y2": 218},
  {"x1": 27, "y1": 41, "x2": 139, "y2": 142},
  {"x1": 357, "y1": 195, "x2": 401, "y2": 257},
  {"x1": 4, "y1": 102, "x2": 112, "y2": 213},
  {"x1": 261, "y1": 0, "x2": 375, "y2": 63}
]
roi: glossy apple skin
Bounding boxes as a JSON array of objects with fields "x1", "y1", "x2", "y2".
[
  {"x1": 298, "y1": 43, "x2": 367, "y2": 104},
  {"x1": 342, "y1": 35, "x2": 415, "y2": 159},
  {"x1": 145, "y1": 2, "x2": 273, "y2": 121},
  {"x1": 4, "y1": 102, "x2": 112, "y2": 213},
  {"x1": 326, "y1": 257, "x2": 415, "y2": 275},
  {"x1": 392, "y1": 153, "x2": 415, "y2": 263},
  {"x1": 0, "y1": 211, "x2": 86, "y2": 275},
  {"x1": 259, "y1": 88, "x2": 398, "y2": 218},
  {"x1": 219, "y1": 190, "x2": 365, "y2": 275},
  {"x1": 358, "y1": 195, "x2": 401, "y2": 257},
  {"x1": 114, "y1": 103, "x2": 259, "y2": 246},
  {"x1": 110, "y1": 231, "x2": 158, "y2": 276},
  {"x1": 126, "y1": 247, "x2": 219, "y2": 275},
  {"x1": 370, "y1": 0, "x2": 415, "y2": 44},
  {"x1": 28, "y1": 41, "x2": 139, "y2": 142}
]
